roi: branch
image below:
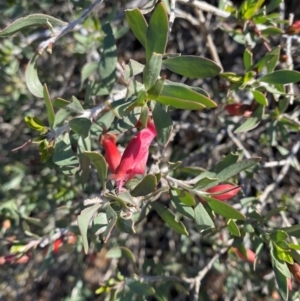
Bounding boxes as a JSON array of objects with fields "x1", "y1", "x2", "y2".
[{"x1": 38, "y1": 0, "x2": 104, "y2": 54}]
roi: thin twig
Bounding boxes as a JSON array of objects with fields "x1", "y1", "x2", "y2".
[
  {"x1": 193, "y1": 5, "x2": 223, "y2": 68},
  {"x1": 258, "y1": 135, "x2": 300, "y2": 214},
  {"x1": 38, "y1": 0, "x2": 104, "y2": 54}
]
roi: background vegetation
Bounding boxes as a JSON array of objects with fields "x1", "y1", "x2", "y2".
[{"x1": 1, "y1": 0, "x2": 300, "y2": 300}]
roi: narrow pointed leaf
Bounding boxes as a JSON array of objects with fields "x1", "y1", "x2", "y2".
[
  {"x1": 131, "y1": 174, "x2": 157, "y2": 197},
  {"x1": 203, "y1": 196, "x2": 245, "y2": 220},
  {"x1": 153, "y1": 80, "x2": 216, "y2": 110},
  {"x1": 258, "y1": 70, "x2": 300, "y2": 84},
  {"x1": 194, "y1": 202, "x2": 215, "y2": 230},
  {"x1": 152, "y1": 202, "x2": 189, "y2": 235},
  {"x1": 162, "y1": 56, "x2": 221, "y2": 78},
  {"x1": 243, "y1": 49, "x2": 253, "y2": 70},
  {"x1": 234, "y1": 105, "x2": 264, "y2": 133},
  {"x1": 77, "y1": 204, "x2": 102, "y2": 254},
  {"x1": 106, "y1": 246, "x2": 136, "y2": 262},
  {"x1": 143, "y1": 53, "x2": 162, "y2": 90},
  {"x1": 147, "y1": 79, "x2": 165, "y2": 100},
  {"x1": 124, "y1": 59, "x2": 145, "y2": 81},
  {"x1": 25, "y1": 54, "x2": 43, "y2": 98},
  {"x1": 210, "y1": 152, "x2": 240, "y2": 174},
  {"x1": 146, "y1": 2, "x2": 168, "y2": 61},
  {"x1": 125, "y1": 8, "x2": 148, "y2": 48},
  {"x1": 0, "y1": 14, "x2": 66, "y2": 37},
  {"x1": 152, "y1": 102, "x2": 173, "y2": 146},
  {"x1": 227, "y1": 219, "x2": 241, "y2": 236},
  {"x1": 84, "y1": 151, "x2": 107, "y2": 189},
  {"x1": 252, "y1": 90, "x2": 268, "y2": 106},
  {"x1": 170, "y1": 189, "x2": 194, "y2": 219},
  {"x1": 43, "y1": 84, "x2": 55, "y2": 128},
  {"x1": 99, "y1": 23, "x2": 117, "y2": 92}
]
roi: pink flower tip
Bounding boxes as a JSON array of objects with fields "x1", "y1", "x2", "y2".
[
  {"x1": 100, "y1": 133, "x2": 121, "y2": 173},
  {"x1": 206, "y1": 184, "x2": 241, "y2": 201},
  {"x1": 225, "y1": 104, "x2": 253, "y2": 117},
  {"x1": 232, "y1": 247, "x2": 256, "y2": 263}
]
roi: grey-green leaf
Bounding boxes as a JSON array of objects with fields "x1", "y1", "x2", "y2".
[
  {"x1": 0, "y1": 14, "x2": 66, "y2": 37},
  {"x1": 258, "y1": 70, "x2": 300, "y2": 84},
  {"x1": 77, "y1": 204, "x2": 102, "y2": 254},
  {"x1": 162, "y1": 55, "x2": 222, "y2": 78},
  {"x1": 25, "y1": 54, "x2": 44, "y2": 98},
  {"x1": 83, "y1": 151, "x2": 108, "y2": 189},
  {"x1": 152, "y1": 202, "x2": 189, "y2": 235}
]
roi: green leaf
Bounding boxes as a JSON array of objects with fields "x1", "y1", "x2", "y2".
[
  {"x1": 151, "y1": 202, "x2": 189, "y2": 235},
  {"x1": 174, "y1": 188, "x2": 195, "y2": 206},
  {"x1": 263, "y1": 206, "x2": 286, "y2": 221},
  {"x1": 170, "y1": 189, "x2": 194, "y2": 219},
  {"x1": 127, "y1": 279, "x2": 155, "y2": 296},
  {"x1": 219, "y1": 72, "x2": 243, "y2": 83},
  {"x1": 78, "y1": 135, "x2": 91, "y2": 186},
  {"x1": 194, "y1": 202, "x2": 215, "y2": 230},
  {"x1": 116, "y1": 216, "x2": 136, "y2": 234},
  {"x1": 261, "y1": 27, "x2": 283, "y2": 36},
  {"x1": 210, "y1": 152, "x2": 240, "y2": 174},
  {"x1": 131, "y1": 174, "x2": 157, "y2": 197},
  {"x1": 273, "y1": 264, "x2": 289, "y2": 301},
  {"x1": 279, "y1": 225, "x2": 300, "y2": 238},
  {"x1": 43, "y1": 84, "x2": 55, "y2": 128},
  {"x1": 240, "y1": 0, "x2": 265, "y2": 20},
  {"x1": 24, "y1": 116, "x2": 46, "y2": 132},
  {"x1": 143, "y1": 53, "x2": 163, "y2": 90},
  {"x1": 52, "y1": 98, "x2": 70, "y2": 108},
  {"x1": 270, "y1": 230, "x2": 288, "y2": 242},
  {"x1": 0, "y1": 13, "x2": 66, "y2": 37},
  {"x1": 162, "y1": 55, "x2": 222, "y2": 78},
  {"x1": 152, "y1": 102, "x2": 173, "y2": 146},
  {"x1": 81, "y1": 62, "x2": 98, "y2": 89},
  {"x1": 25, "y1": 54, "x2": 43, "y2": 98},
  {"x1": 66, "y1": 96, "x2": 84, "y2": 114},
  {"x1": 77, "y1": 204, "x2": 102, "y2": 254},
  {"x1": 83, "y1": 151, "x2": 107, "y2": 189},
  {"x1": 252, "y1": 90, "x2": 268, "y2": 106},
  {"x1": 92, "y1": 212, "x2": 107, "y2": 235},
  {"x1": 125, "y1": 8, "x2": 148, "y2": 48},
  {"x1": 147, "y1": 79, "x2": 165, "y2": 100},
  {"x1": 266, "y1": 0, "x2": 283, "y2": 12},
  {"x1": 146, "y1": 2, "x2": 168, "y2": 61},
  {"x1": 193, "y1": 176, "x2": 218, "y2": 190},
  {"x1": 254, "y1": 46, "x2": 280, "y2": 73},
  {"x1": 258, "y1": 70, "x2": 300, "y2": 84},
  {"x1": 99, "y1": 23, "x2": 117, "y2": 92},
  {"x1": 243, "y1": 49, "x2": 252, "y2": 70},
  {"x1": 69, "y1": 118, "x2": 92, "y2": 138},
  {"x1": 234, "y1": 105, "x2": 264, "y2": 133},
  {"x1": 106, "y1": 247, "x2": 136, "y2": 263},
  {"x1": 102, "y1": 205, "x2": 117, "y2": 243},
  {"x1": 154, "y1": 80, "x2": 216, "y2": 110},
  {"x1": 227, "y1": 219, "x2": 241, "y2": 236},
  {"x1": 124, "y1": 59, "x2": 145, "y2": 81},
  {"x1": 203, "y1": 196, "x2": 245, "y2": 220},
  {"x1": 53, "y1": 135, "x2": 79, "y2": 173}
]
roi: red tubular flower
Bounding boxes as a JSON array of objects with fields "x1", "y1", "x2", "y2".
[
  {"x1": 232, "y1": 247, "x2": 256, "y2": 263},
  {"x1": 206, "y1": 184, "x2": 241, "y2": 201},
  {"x1": 112, "y1": 120, "x2": 157, "y2": 190},
  {"x1": 100, "y1": 133, "x2": 121, "y2": 173},
  {"x1": 286, "y1": 20, "x2": 300, "y2": 35},
  {"x1": 225, "y1": 104, "x2": 253, "y2": 117}
]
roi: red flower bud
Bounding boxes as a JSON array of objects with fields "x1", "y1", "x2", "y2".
[
  {"x1": 225, "y1": 104, "x2": 253, "y2": 117},
  {"x1": 232, "y1": 247, "x2": 256, "y2": 263},
  {"x1": 112, "y1": 120, "x2": 157, "y2": 190},
  {"x1": 100, "y1": 133, "x2": 121, "y2": 173},
  {"x1": 206, "y1": 184, "x2": 241, "y2": 201},
  {"x1": 285, "y1": 20, "x2": 300, "y2": 35},
  {"x1": 288, "y1": 263, "x2": 300, "y2": 283}
]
